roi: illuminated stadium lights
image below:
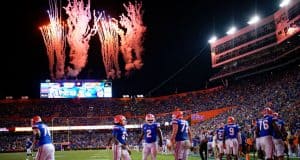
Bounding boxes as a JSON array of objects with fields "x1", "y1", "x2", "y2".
[
  {"x1": 226, "y1": 26, "x2": 237, "y2": 35},
  {"x1": 14, "y1": 124, "x2": 141, "y2": 132},
  {"x1": 136, "y1": 94, "x2": 144, "y2": 98},
  {"x1": 247, "y1": 15, "x2": 260, "y2": 25},
  {"x1": 208, "y1": 36, "x2": 217, "y2": 44},
  {"x1": 5, "y1": 96, "x2": 13, "y2": 99},
  {"x1": 279, "y1": 0, "x2": 291, "y2": 7},
  {"x1": 0, "y1": 128, "x2": 9, "y2": 132},
  {"x1": 21, "y1": 96, "x2": 29, "y2": 100}
]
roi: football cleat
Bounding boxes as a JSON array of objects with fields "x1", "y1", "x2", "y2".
[{"x1": 145, "y1": 114, "x2": 155, "y2": 124}]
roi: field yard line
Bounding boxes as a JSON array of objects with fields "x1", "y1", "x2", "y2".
[
  {"x1": 54, "y1": 155, "x2": 64, "y2": 157},
  {"x1": 90, "y1": 153, "x2": 109, "y2": 159},
  {"x1": 90, "y1": 155, "x2": 103, "y2": 157}
]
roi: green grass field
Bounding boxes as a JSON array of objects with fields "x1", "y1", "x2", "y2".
[
  {"x1": 0, "y1": 150, "x2": 197, "y2": 160},
  {"x1": 0, "y1": 150, "x2": 298, "y2": 160}
]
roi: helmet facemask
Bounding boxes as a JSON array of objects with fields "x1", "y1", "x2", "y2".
[{"x1": 145, "y1": 114, "x2": 155, "y2": 124}]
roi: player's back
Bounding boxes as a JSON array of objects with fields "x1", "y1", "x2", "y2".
[
  {"x1": 257, "y1": 115, "x2": 274, "y2": 137},
  {"x1": 33, "y1": 122, "x2": 52, "y2": 146},
  {"x1": 216, "y1": 127, "x2": 224, "y2": 141},
  {"x1": 172, "y1": 119, "x2": 189, "y2": 141},
  {"x1": 224, "y1": 124, "x2": 239, "y2": 139}
]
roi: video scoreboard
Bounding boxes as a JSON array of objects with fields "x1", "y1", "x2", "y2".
[{"x1": 40, "y1": 80, "x2": 112, "y2": 98}]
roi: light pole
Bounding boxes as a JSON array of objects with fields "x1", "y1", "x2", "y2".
[{"x1": 51, "y1": 117, "x2": 56, "y2": 142}]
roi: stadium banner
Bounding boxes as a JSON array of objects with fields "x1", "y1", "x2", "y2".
[{"x1": 190, "y1": 106, "x2": 235, "y2": 125}]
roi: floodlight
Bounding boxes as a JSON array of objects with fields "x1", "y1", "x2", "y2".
[
  {"x1": 226, "y1": 26, "x2": 237, "y2": 35},
  {"x1": 247, "y1": 15, "x2": 260, "y2": 25},
  {"x1": 208, "y1": 36, "x2": 217, "y2": 44},
  {"x1": 280, "y1": 0, "x2": 290, "y2": 7}
]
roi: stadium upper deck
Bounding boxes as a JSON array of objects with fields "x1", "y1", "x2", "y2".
[{"x1": 210, "y1": 0, "x2": 300, "y2": 81}]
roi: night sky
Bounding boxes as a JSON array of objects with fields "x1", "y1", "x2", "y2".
[{"x1": 0, "y1": 0, "x2": 280, "y2": 98}]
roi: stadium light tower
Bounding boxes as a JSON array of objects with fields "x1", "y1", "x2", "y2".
[
  {"x1": 280, "y1": 0, "x2": 291, "y2": 7},
  {"x1": 226, "y1": 26, "x2": 237, "y2": 35},
  {"x1": 247, "y1": 15, "x2": 260, "y2": 25},
  {"x1": 208, "y1": 36, "x2": 217, "y2": 44}
]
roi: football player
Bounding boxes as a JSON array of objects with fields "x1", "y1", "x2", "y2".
[
  {"x1": 256, "y1": 107, "x2": 280, "y2": 160},
  {"x1": 215, "y1": 123, "x2": 225, "y2": 160},
  {"x1": 272, "y1": 112, "x2": 287, "y2": 160},
  {"x1": 162, "y1": 136, "x2": 171, "y2": 154},
  {"x1": 138, "y1": 114, "x2": 163, "y2": 160},
  {"x1": 31, "y1": 115, "x2": 55, "y2": 160},
  {"x1": 25, "y1": 138, "x2": 33, "y2": 160},
  {"x1": 170, "y1": 110, "x2": 192, "y2": 160},
  {"x1": 223, "y1": 116, "x2": 241, "y2": 160},
  {"x1": 107, "y1": 115, "x2": 131, "y2": 160}
]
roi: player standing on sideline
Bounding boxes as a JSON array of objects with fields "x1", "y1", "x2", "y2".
[
  {"x1": 252, "y1": 118, "x2": 264, "y2": 159},
  {"x1": 245, "y1": 124, "x2": 254, "y2": 160},
  {"x1": 223, "y1": 116, "x2": 241, "y2": 160},
  {"x1": 256, "y1": 107, "x2": 281, "y2": 160},
  {"x1": 169, "y1": 110, "x2": 192, "y2": 160},
  {"x1": 163, "y1": 135, "x2": 171, "y2": 154},
  {"x1": 31, "y1": 115, "x2": 55, "y2": 160},
  {"x1": 138, "y1": 114, "x2": 163, "y2": 160},
  {"x1": 272, "y1": 112, "x2": 287, "y2": 160},
  {"x1": 216, "y1": 123, "x2": 225, "y2": 160},
  {"x1": 107, "y1": 115, "x2": 131, "y2": 160},
  {"x1": 207, "y1": 131, "x2": 214, "y2": 158},
  {"x1": 25, "y1": 138, "x2": 33, "y2": 160},
  {"x1": 199, "y1": 129, "x2": 208, "y2": 160}
]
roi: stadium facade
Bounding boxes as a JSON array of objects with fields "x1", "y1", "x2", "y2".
[{"x1": 209, "y1": 0, "x2": 300, "y2": 81}]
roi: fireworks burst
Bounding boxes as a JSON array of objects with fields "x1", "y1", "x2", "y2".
[
  {"x1": 40, "y1": 0, "x2": 146, "y2": 79},
  {"x1": 64, "y1": 0, "x2": 99, "y2": 77},
  {"x1": 40, "y1": 0, "x2": 66, "y2": 80},
  {"x1": 97, "y1": 13, "x2": 121, "y2": 79},
  {"x1": 119, "y1": 1, "x2": 146, "y2": 75}
]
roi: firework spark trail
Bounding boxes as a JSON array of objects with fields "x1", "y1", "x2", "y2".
[
  {"x1": 119, "y1": 1, "x2": 146, "y2": 75},
  {"x1": 64, "y1": 0, "x2": 99, "y2": 77},
  {"x1": 118, "y1": 14, "x2": 134, "y2": 72},
  {"x1": 40, "y1": 26, "x2": 55, "y2": 79},
  {"x1": 40, "y1": 0, "x2": 66, "y2": 80},
  {"x1": 97, "y1": 13, "x2": 121, "y2": 79},
  {"x1": 123, "y1": 1, "x2": 146, "y2": 60},
  {"x1": 48, "y1": 0, "x2": 66, "y2": 79}
]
